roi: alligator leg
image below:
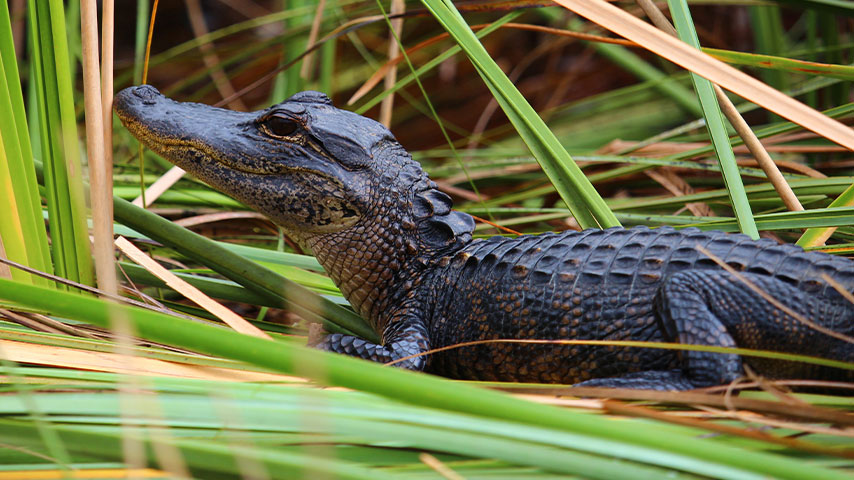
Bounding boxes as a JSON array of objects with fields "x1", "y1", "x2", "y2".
[
  {"x1": 656, "y1": 269, "x2": 829, "y2": 388},
  {"x1": 578, "y1": 270, "x2": 824, "y2": 390},
  {"x1": 654, "y1": 270, "x2": 744, "y2": 387},
  {"x1": 315, "y1": 319, "x2": 431, "y2": 371}
]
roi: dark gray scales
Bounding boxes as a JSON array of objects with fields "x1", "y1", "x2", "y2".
[
  {"x1": 113, "y1": 85, "x2": 854, "y2": 390},
  {"x1": 412, "y1": 226, "x2": 854, "y2": 387}
]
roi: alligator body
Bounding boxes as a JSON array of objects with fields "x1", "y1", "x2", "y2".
[{"x1": 114, "y1": 85, "x2": 854, "y2": 389}]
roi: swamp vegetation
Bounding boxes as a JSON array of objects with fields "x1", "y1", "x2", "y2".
[{"x1": 0, "y1": 0, "x2": 852, "y2": 478}]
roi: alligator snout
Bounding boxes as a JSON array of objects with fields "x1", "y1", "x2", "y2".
[
  {"x1": 126, "y1": 84, "x2": 162, "y2": 104},
  {"x1": 113, "y1": 84, "x2": 164, "y2": 118},
  {"x1": 113, "y1": 84, "x2": 202, "y2": 152}
]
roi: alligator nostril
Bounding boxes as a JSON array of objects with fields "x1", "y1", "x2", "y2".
[{"x1": 131, "y1": 84, "x2": 162, "y2": 105}]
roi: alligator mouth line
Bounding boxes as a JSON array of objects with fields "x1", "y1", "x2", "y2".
[
  {"x1": 116, "y1": 113, "x2": 264, "y2": 175},
  {"x1": 124, "y1": 125, "x2": 338, "y2": 181},
  {"x1": 116, "y1": 105, "x2": 342, "y2": 180}
]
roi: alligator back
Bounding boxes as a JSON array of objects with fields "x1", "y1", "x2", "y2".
[{"x1": 421, "y1": 226, "x2": 854, "y2": 383}]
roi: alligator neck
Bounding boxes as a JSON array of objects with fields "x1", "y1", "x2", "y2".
[
  {"x1": 303, "y1": 145, "x2": 475, "y2": 330},
  {"x1": 307, "y1": 227, "x2": 415, "y2": 326}
]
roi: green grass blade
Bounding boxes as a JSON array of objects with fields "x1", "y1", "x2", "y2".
[
  {"x1": 320, "y1": 35, "x2": 335, "y2": 94},
  {"x1": 703, "y1": 48, "x2": 854, "y2": 81},
  {"x1": 749, "y1": 5, "x2": 788, "y2": 91},
  {"x1": 796, "y1": 184, "x2": 854, "y2": 247},
  {"x1": 0, "y1": 1, "x2": 51, "y2": 286},
  {"x1": 691, "y1": 206, "x2": 854, "y2": 232},
  {"x1": 0, "y1": 395, "x2": 702, "y2": 480},
  {"x1": 28, "y1": 0, "x2": 94, "y2": 287},
  {"x1": 117, "y1": 262, "x2": 297, "y2": 310},
  {"x1": 133, "y1": 0, "x2": 149, "y2": 83},
  {"x1": 805, "y1": 10, "x2": 820, "y2": 107},
  {"x1": 46, "y1": 0, "x2": 91, "y2": 283},
  {"x1": 271, "y1": 0, "x2": 309, "y2": 101},
  {"x1": 608, "y1": 177, "x2": 853, "y2": 212},
  {"x1": 668, "y1": 0, "x2": 758, "y2": 239},
  {"x1": 418, "y1": 0, "x2": 619, "y2": 229},
  {"x1": 817, "y1": 11, "x2": 848, "y2": 107},
  {"x1": 0, "y1": 419, "x2": 394, "y2": 480}
]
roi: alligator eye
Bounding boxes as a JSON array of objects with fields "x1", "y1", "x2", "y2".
[{"x1": 264, "y1": 115, "x2": 298, "y2": 137}]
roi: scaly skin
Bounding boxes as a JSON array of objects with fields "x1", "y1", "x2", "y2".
[{"x1": 114, "y1": 85, "x2": 854, "y2": 390}]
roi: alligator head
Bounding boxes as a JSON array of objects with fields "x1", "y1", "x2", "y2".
[{"x1": 114, "y1": 85, "x2": 474, "y2": 322}]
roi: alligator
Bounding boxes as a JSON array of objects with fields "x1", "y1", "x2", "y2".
[{"x1": 114, "y1": 85, "x2": 854, "y2": 390}]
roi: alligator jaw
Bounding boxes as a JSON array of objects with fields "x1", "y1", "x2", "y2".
[{"x1": 114, "y1": 85, "x2": 270, "y2": 175}]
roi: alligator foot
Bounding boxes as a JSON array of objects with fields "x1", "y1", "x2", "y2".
[{"x1": 315, "y1": 320, "x2": 431, "y2": 371}]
